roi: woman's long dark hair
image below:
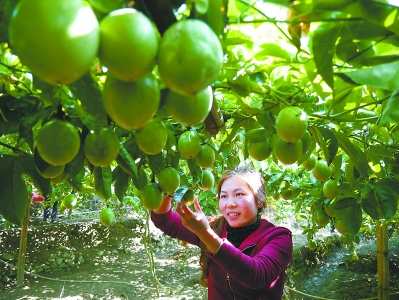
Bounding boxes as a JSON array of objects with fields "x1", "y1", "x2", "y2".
[{"x1": 198, "y1": 166, "x2": 267, "y2": 286}]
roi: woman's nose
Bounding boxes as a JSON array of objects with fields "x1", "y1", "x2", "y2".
[{"x1": 226, "y1": 198, "x2": 237, "y2": 207}]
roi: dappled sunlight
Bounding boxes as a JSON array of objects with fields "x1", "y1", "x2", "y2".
[
  {"x1": 369, "y1": 161, "x2": 382, "y2": 173},
  {"x1": 384, "y1": 9, "x2": 398, "y2": 28}
]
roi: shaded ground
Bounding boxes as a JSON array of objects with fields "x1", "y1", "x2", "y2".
[
  {"x1": 1, "y1": 210, "x2": 399, "y2": 300},
  {"x1": 286, "y1": 236, "x2": 399, "y2": 300}
]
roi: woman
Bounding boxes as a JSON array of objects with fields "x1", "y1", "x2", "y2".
[{"x1": 151, "y1": 166, "x2": 293, "y2": 299}]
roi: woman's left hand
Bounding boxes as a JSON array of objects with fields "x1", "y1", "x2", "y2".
[{"x1": 176, "y1": 198, "x2": 210, "y2": 235}]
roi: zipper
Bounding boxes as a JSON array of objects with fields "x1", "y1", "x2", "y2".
[
  {"x1": 226, "y1": 243, "x2": 257, "y2": 299},
  {"x1": 227, "y1": 273, "x2": 236, "y2": 300}
]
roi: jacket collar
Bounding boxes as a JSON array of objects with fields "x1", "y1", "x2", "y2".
[{"x1": 221, "y1": 219, "x2": 290, "y2": 250}]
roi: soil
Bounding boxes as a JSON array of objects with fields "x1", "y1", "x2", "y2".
[{"x1": 0, "y1": 208, "x2": 399, "y2": 300}]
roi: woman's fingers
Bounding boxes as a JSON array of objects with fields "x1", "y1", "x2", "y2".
[{"x1": 193, "y1": 197, "x2": 202, "y2": 213}]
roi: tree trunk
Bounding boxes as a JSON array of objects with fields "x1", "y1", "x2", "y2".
[
  {"x1": 16, "y1": 195, "x2": 31, "y2": 285},
  {"x1": 377, "y1": 221, "x2": 389, "y2": 300}
]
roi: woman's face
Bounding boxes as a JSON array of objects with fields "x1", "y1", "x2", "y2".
[{"x1": 219, "y1": 176, "x2": 260, "y2": 228}]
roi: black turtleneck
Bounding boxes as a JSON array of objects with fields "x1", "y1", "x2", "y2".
[{"x1": 227, "y1": 218, "x2": 261, "y2": 248}]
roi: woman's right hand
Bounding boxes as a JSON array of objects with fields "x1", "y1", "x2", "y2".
[
  {"x1": 176, "y1": 198, "x2": 223, "y2": 254},
  {"x1": 176, "y1": 198, "x2": 210, "y2": 234}
]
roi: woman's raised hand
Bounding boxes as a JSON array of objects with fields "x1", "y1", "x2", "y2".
[{"x1": 176, "y1": 197, "x2": 210, "y2": 234}]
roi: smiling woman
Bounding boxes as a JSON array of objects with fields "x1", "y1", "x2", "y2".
[{"x1": 151, "y1": 166, "x2": 293, "y2": 300}]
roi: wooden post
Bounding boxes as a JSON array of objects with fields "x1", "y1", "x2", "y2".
[
  {"x1": 16, "y1": 195, "x2": 31, "y2": 285},
  {"x1": 377, "y1": 221, "x2": 389, "y2": 300}
]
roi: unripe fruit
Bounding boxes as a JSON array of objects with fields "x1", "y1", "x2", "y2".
[
  {"x1": 158, "y1": 19, "x2": 223, "y2": 96},
  {"x1": 99, "y1": 207, "x2": 115, "y2": 226},
  {"x1": 84, "y1": 127, "x2": 120, "y2": 167},
  {"x1": 158, "y1": 167, "x2": 180, "y2": 195},
  {"x1": 323, "y1": 204, "x2": 336, "y2": 218},
  {"x1": 195, "y1": 145, "x2": 215, "y2": 168},
  {"x1": 199, "y1": 169, "x2": 215, "y2": 191},
  {"x1": 99, "y1": 8, "x2": 159, "y2": 82},
  {"x1": 248, "y1": 139, "x2": 272, "y2": 161},
  {"x1": 280, "y1": 188, "x2": 293, "y2": 200},
  {"x1": 303, "y1": 155, "x2": 317, "y2": 170},
  {"x1": 323, "y1": 179, "x2": 340, "y2": 200},
  {"x1": 335, "y1": 218, "x2": 350, "y2": 236},
  {"x1": 275, "y1": 107, "x2": 308, "y2": 143},
  {"x1": 36, "y1": 120, "x2": 80, "y2": 166},
  {"x1": 141, "y1": 184, "x2": 163, "y2": 210},
  {"x1": 63, "y1": 194, "x2": 77, "y2": 209},
  {"x1": 312, "y1": 160, "x2": 332, "y2": 182},
  {"x1": 9, "y1": 0, "x2": 100, "y2": 85},
  {"x1": 273, "y1": 136, "x2": 303, "y2": 165},
  {"x1": 308, "y1": 239, "x2": 317, "y2": 251},
  {"x1": 314, "y1": 209, "x2": 330, "y2": 227},
  {"x1": 135, "y1": 118, "x2": 167, "y2": 155},
  {"x1": 178, "y1": 131, "x2": 201, "y2": 159},
  {"x1": 182, "y1": 189, "x2": 195, "y2": 206},
  {"x1": 103, "y1": 74, "x2": 160, "y2": 131},
  {"x1": 165, "y1": 86, "x2": 213, "y2": 126}
]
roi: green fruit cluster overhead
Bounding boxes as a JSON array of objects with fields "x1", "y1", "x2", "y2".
[{"x1": 9, "y1": 1, "x2": 225, "y2": 183}]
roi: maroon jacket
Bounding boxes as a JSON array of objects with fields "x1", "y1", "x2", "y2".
[{"x1": 151, "y1": 209, "x2": 293, "y2": 300}]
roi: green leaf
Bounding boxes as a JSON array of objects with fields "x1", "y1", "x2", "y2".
[
  {"x1": 380, "y1": 91, "x2": 399, "y2": 125},
  {"x1": 64, "y1": 145, "x2": 85, "y2": 178},
  {"x1": 374, "y1": 179, "x2": 399, "y2": 212},
  {"x1": 344, "y1": 162, "x2": 356, "y2": 189},
  {"x1": 311, "y1": 22, "x2": 342, "y2": 90},
  {"x1": 346, "y1": 19, "x2": 397, "y2": 40},
  {"x1": 18, "y1": 153, "x2": 51, "y2": 196},
  {"x1": 335, "y1": 131, "x2": 369, "y2": 178},
  {"x1": 19, "y1": 122, "x2": 34, "y2": 152},
  {"x1": 32, "y1": 75, "x2": 58, "y2": 105},
  {"x1": 255, "y1": 111, "x2": 276, "y2": 135},
  {"x1": 309, "y1": 126, "x2": 338, "y2": 165},
  {"x1": 132, "y1": 168, "x2": 147, "y2": 191},
  {"x1": 102, "y1": 165, "x2": 112, "y2": 199},
  {"x1": 173, "y1": 185, "x2": 189, "y2": 203},
  {"x1": 340, "y1": 204, "x2": 363, "y2": 235},
  {"x1": 255, "y1": 43, "x2": 291, "y2": 61},
  {"x1": 360, "y1": 0, "x2": 399, "y2": 36},
  {"x1": 186, "y1": 158, "x2": 201, "y2": 185},
  {"x1": 147, "y1": 152, "x2": 163, "y2": 176},
  {"x1": 114, "y1": 167, "x2": 130, "y2": 202},
  {"x1": 337, "y1": 61, "x2": 399, "y2": 91},
  {"x1": 67, "y1": 72, "x2": 108, "y2": 131},
  {"x1": 218, "y1": 123, "x2": 242, "y2": 158},
  {"x1": 0, "y1": 157, "x2": 27, "y2": 225},
  {"x1": 93, "y1": 166, "x2": 107, "y2": 199},
  {"x1": 0, "y1": 110, "x2": 20, "y2": 135},
  {"x1": 0, "y1": 154, "x2": 48, "y2": 225},
  {"x1": 296, "y1": 140, "x2": 316, "y2": 165},
  {"x1": 330, "y1": 196, "x2": 357, "y2": 211},
  {"x1": 118, "y1": 143, "x2": 138, "y2": 178},
  {"x1": 368, "y1": 144, "x2": 393, "y2": 158},
  {"x1": 330, "y1": 79, "x2": 359, "y2": 116},
  {"x1": 65, "y1": 177, "x2": 83, "y2": 192}
]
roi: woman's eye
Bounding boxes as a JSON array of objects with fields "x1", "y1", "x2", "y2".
[{"x1": 237, "y1": 192, "x2": 244, "y2": 196}]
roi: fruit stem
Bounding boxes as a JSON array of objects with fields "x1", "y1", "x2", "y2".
[{"x1": 143, "y1": 210, "x2": 172, "y2": 296}]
